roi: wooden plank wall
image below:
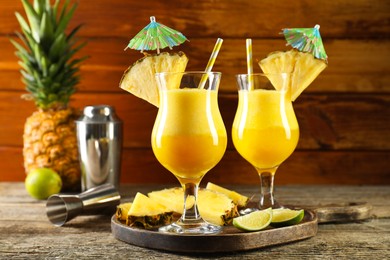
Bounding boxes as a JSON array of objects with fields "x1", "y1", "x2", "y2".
[{"x1": 0, "y1": 0, "x2": 389, "y2": 185}]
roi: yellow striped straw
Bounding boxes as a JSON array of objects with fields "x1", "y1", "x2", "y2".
[
  {"x1": 199, "y1": 38, "x2": 223, "y2": 89},
  {"x1": 246, "y1": 38, "x2": 254, "y2": 90}
]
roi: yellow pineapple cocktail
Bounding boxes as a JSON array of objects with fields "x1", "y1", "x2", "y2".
[
  {"x1": 152, "y1": 72, "x2": 227, "y2": 234},
  {"x1": 232, "y1": 73, "x2": 299, "y2": 210}
]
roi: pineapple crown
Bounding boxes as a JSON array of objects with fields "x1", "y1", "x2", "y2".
[{"x1": 10, "y1": 0, "x2": 88, "y2": 110}]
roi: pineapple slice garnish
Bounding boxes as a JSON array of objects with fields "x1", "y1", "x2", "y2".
[
  {"x1": 259, "y1": 49, "x2": 327, "y2": 101},
  {"x1": 148, "y1": 187, "x2": 238, "y2": 226},
  {"x1": 119, "y1": 52, "x2": 188, "y2": 107},
  {"x1": 205, "y1": 182, "x2": 249, "y2": 208}
]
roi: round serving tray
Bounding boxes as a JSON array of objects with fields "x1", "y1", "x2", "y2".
[{"x1": 111, "y1": 210, "x2": 317, "y2": 253}]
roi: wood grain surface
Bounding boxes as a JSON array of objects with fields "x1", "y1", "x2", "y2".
[
  {"x1": 1, "y1": 0, "x2": 389, "y2": 38},
  {"x1": 1, "y1": 38, "x2": 390, "y2": 93},
  {"x1": 0, "y1": 0, "x2": 389, "y2": 184},
  {"x1": 0, "y1": 183, "x2": 389, "y2": 258}
]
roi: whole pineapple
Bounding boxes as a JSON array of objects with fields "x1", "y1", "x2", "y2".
[{"x1": 11, "y1": 0, "x2": 87, "y2": 191}]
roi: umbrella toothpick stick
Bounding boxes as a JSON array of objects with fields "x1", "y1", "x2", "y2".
[{"x1": 199, "y1": 38, "x2": 224, "y2": 89}]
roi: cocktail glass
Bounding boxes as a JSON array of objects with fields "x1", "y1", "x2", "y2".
[
  {"x1": 232, "y1": 73, "x2": 299, "y2": 210},
  {"x1": 152, "y1": 71, "x2": 227, "y2": 234}
]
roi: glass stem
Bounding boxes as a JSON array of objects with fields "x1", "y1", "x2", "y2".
[
  {"x1": 257, "y1": 167, "x2": 279, "y2": 209},
  {"x1": 180, "y1": 181, "x2": 202, "y2": 223}
]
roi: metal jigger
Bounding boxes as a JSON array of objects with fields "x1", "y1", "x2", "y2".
[{"x1": 46, "y1": 183, "x2": 121, "y2": 226}]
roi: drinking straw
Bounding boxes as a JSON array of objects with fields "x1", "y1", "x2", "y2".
[
  {"x1": 246, "y1": 38, "x2": 253, "y2": 90},
  {"x1": 199, "y1": 38, "x2": 223, "y2": 89}
]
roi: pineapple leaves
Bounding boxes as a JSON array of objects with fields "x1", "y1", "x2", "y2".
[
  {"x1": 33, "y1": 0, "x2": 46, "y2": 16},
  {"x1": 39, "y1": 12, "x2": 54, "y2": 50},
  {"x1": 15, "y1": 12, "x2": 31, "y2": 35},
  {"x1": 10, "y1": 38, "x2": 29, "y2": 58},
  {"x1": 48, "y1": 64, "x2": 60, "y2": 78},
  {"x1": 48, "y1": 33, "x2": 66, "y2": 59},
  {"x1": 21, "y1": 69, "x2": 35, "y2": 83},
  {"x1": 21, "y1": 28, "x2": 38, "y2": 51},
  {"x1": 21, "y1": 0, "x2": 40, "y2": 43},
  {"x1": 13, "y1": 0, "x2": 87, "y2": 110},
  {"x1": 70, "y1": 41, "x2": 88, "y2": 58},
  {"x1": 67, "y1": 24, "x2": 83, "y2": 43},
  {"x1": 15, "y1": 31, "x2": 32, "y2": 53},
  {"x1": 18, "y1": 61, "x2": 32, "y2": 75},
  {"x1": 69, "y1": 56, "x2": 89, "y2": 69},
  {"x1": 55, "y1": 0, "x2": 77, "y2": 39},
  {"x1": 52, "y1": 0, "x2": 61, "y2": 19},
  {"x1": 40, "y1": 55, "x2": 49, "y2": 77},
  {"x1": 32, "y1": 43, "x2": 45, "y2": 70}
]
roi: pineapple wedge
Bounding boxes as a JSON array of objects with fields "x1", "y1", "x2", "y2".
[
  {"x1": 148, "y1": 187, "x2": 193, "y2": 213},
  {"x1": 126, "y1": 192, "x2": 173, "y2": 229},
  {"x1": 119, "y1": 52, "x2": 188, "y2": 107},
  {"x1": 115, "y1": 202, "x2": 132, "y2": 222},
  {"x1": 259, "y1": 49, "x2": 327, "y2": 101},
  {"x1": 198, "y1": 189, "x2": 239, "y2": 226},
  {"x1": 205, "y1": 182, "x2": 249, "y2": 208},
  {"x1": 148, "y1": 187, "x2": 238, "y2": 226}
]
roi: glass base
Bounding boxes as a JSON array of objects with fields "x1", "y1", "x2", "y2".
[
  {"x1": 259, "y1": 198, "x2": 282, "y2": 210},
  {"x1": 159, "y1": 220, "x2": 221, "y2": 235}
]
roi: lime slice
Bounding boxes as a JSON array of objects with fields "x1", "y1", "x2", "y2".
[
  {"x1": 233, "y1": 208, "x2": 272, "y2": 231},
  {"x1": 271, "y1": 208, "x2": 304, "y2": 227}
]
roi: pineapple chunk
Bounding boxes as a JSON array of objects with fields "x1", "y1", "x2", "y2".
[
  {"x1": 198, "y1": 189, "x2": 239, "y2": 226},
  {"x1": 119, "y1": 52, "x2": 188, "y2": 107},
  {"x1": 259, "y1": 49, "x2": 327, "y2": 101},
  {"x1": 127, "y1": 192, "x2": 173, "y2": 229},
  {"x1": 148, "y1": 188, "x2": 238, "y2": 226},
  {"x1": 115, "y1": 202, "x2": 132, "y2": 222},
  {"x1": 148, "y1": 187, "x2": 194, "y2": 213},
  {"x1": 205, "y1": 182, "x2": 249, "y2": 208}
]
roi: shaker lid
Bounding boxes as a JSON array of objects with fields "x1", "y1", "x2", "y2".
[{"x1": 76, "y1": 105, "x2": 121, "y2": 123}]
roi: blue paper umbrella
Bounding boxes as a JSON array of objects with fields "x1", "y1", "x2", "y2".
[
  {"x1": 125, "y1": 16, "x2": 188, "y2": 53},
  {"x1": 282, "y1": 24, "x2": 328, "y2": 61}
]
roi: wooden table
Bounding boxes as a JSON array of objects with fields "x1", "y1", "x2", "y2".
[{"x1": 1, "y1": 183, "x2": 389, "y2": 259}]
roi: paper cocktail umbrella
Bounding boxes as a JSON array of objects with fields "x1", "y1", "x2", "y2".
[
  {"x1": 125, "y1": 16, "x2": 188, "y2": 53},
  {"x1": 282, "y1": 24, "x2": 328, "y2": 62}
]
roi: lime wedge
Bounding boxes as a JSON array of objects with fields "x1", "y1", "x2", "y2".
[
  {"x1": 233, "y1": 208, "x2": 272, "y2": 231},
  {"x1": 271, "y1": 208, "x2": 304, "y2": 227}
]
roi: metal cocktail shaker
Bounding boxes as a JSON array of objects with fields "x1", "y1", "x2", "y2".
[{"x1": 76, "y1": 105, "x2": 122, "y2": 191}]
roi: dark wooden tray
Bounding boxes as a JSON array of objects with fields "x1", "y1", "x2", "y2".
[{"x1": 111, "y1": 210, "x2": 317, "y2": 253}]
